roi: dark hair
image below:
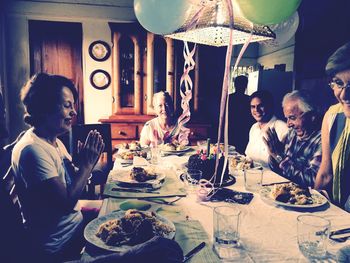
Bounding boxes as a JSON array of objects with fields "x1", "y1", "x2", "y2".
[
  {"x1": 250, "y1": 90, "x2": 274, "y2": 111},
  {"x1": 234, "y1": 75, "x2": 248, "y2": 93},
  {"x1": 21, "y1": 73, "x2": 78, "y2": 126},
  {"x1": 326, "y1": 42, "x2": 350, "y2": 76}
]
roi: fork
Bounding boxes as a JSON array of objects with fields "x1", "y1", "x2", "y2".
[{"x1": 139, "y1": 197, "x2": 182, "y2": 205}]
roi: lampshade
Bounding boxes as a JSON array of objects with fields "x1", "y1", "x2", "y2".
[{"x1": 165, "y1": 0, "x2": 275, "y2": 47}]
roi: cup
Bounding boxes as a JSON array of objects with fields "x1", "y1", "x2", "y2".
[
  {"x1": 150, "y1": 146, "x2": 160, "y2": 165},
  {"x1": 184, "y1": 169, "x2": 202, "y2": 194},
  {"x1": 244, "y1": 168, "x2": 263, "y2": 192},
  {"x1": 213, "y1": 206, "x2": 241, "y2": 259},
  {"x1": 297, "y1": 215, "x2": 331, "y2": 260}
]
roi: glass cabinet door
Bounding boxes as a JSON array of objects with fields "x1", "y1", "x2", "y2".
[
  {"x1": 112, "y1": 32, "x2": 142, "y2": 114},
  {"x1": 119, "y1": 35, "x2": 134, "y2": 108},
  {"x1": 145, "y1": 33, "x2": 174, "y2": 115}
]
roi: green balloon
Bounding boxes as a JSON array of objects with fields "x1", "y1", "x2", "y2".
[{"x1": 237, "y1": 0, "x2": 302, "y2": 25}]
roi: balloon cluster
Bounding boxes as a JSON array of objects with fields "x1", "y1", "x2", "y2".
[{"x1": 134, "y1": 0, "x2": 192, "y2": 35}]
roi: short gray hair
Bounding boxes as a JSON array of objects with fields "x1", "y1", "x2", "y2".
[
  {"x1": 152, "y1": 91, "x2": 174, "y2": 114},
  {"x1": 282, "y1": 90, "x2": 316, "y2": 113}
]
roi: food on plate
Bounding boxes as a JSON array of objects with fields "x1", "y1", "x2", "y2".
[
  {"x1": 161, "y1": 141, "x2": 186, "y2": 151},
  {"x1": 129, "y1": 167, "x2": 157, "y2": 182},
  {"x1": 96, "y1": 209, "x2": 174, "y2": 246},
  {"x1": 270, "y1": 182, "x2": 312, "y2": 205},
  {"x1": 188, "y1": 150, "x2": 229, "y2": 183},
  {"x1": 120, "y1": 141, "x2": 142, "y2": 151},
  {"x1": 119, "y1": 150, "x2": 147, "y2": 160},
  {"x1": 229, "y1": 155, "x2": 255, "y2": 170}
]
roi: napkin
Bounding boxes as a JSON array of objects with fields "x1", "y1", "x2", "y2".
[
  {"x1": 133, "y1": 156, "x2": 149, "y2": 166},
  {"x1": 210, "y1": 188, "x2": 254, "y2": 205}
]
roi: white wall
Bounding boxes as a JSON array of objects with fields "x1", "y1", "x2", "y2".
[
  {"x1": 257, "y1": 37, "x2": 295, "y2": 72},
  {"x1": 82, "y1": 21, "x2": 113, "y2": 123}
]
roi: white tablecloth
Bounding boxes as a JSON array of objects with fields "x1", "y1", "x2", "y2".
[{"x1": 111, "y1": 153, "x2": 350, "y2": 262}]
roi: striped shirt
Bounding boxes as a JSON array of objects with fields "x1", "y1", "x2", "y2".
[{"x1": 269, "y1": 129, "x2": 322, "y2": 188}]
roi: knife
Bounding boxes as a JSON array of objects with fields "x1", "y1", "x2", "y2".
[
  {"x1": 111, "y1": 187, "x2": 160, "y2": 194},
  {"x1": 182, "y1": 242, "x2": 206, "y2": 262},
  {"x1": 330, "y1": 227, "x2": 350, "y2": 240},
  {"x1": 262, "y1": 181, "x2": 290, "y2": 186}
]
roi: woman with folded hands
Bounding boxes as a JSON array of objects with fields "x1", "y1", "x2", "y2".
[{"x1": 12, "y1": 73, "x2": 104, "y2": 262}]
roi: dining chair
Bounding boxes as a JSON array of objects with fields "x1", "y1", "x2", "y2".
[
  {"x1": 0, "y1": 131, "x2": 42, "y2": 262},
  {"x1": 70, "y1": 123, "x2": 113, "y2": 199}
]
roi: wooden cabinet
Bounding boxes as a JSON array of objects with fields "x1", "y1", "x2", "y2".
[{"x1": 100, "y1": 23, "x2": 209, "y2": 146}]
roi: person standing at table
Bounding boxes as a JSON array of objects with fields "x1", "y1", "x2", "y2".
[
  {"x1": 11, "y1": 73, "x2": 104, "y2": 262},
  {"x1": 140, "y1": 91, "x2": 189, "y2": 147},
  {"x1": 245, "y1": 90, "x2": 288, "y2": 167},
  {"x1": 315, "y1": 42, "x2": 350, "y2": 212},
  {"x1": 228, "y1": 75, "x2": 254, "y2": 154},
  {"x1": 264, "y1": 90, "x2": 322, "y2": 188}
]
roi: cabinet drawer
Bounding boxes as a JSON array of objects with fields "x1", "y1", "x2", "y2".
[{"x1": 111, "y1": 125, "x2": 137, "y2": 139}]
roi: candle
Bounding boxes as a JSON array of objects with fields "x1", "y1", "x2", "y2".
[{"x1": 207, "y1": 138, "x2": 210, "y2": 157}]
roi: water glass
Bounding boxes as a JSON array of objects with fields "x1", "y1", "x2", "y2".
[
  {"x1": 184, "y1": 169, "x2": 202, "y2": 194},
  {"x1": 297, "y1": 215, "x2": 331, "y2": 260},
  {"x1": 244, "y1": 168, "x2": 263, "y2": 192},
  {"x1": 150, "y1": 146, "x2": 160, "y2": 165},
  {"x1": 213, "y1": 206, "x2": 241, "y2": 259}
]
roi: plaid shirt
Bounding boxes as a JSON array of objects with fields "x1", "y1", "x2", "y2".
[{"x1": 269, "y1": 129, "x2": 322, "y2": 188}]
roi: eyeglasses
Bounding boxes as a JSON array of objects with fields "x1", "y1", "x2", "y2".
[{"x1": 329, "y1": 79, "x2": 350, "y2": 91}]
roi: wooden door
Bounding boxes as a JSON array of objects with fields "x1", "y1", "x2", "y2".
[{"x1": 29, "y1": 20, "x2": 84, "y2": 123}]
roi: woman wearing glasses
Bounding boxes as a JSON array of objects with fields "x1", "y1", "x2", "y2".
[{"x1": 315, "y1": 42, "x2": 350, "y2": 212}]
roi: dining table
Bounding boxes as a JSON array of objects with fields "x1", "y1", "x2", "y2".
[{"x1": 82, "y1": 147, "x2": 350, "y2": 262}]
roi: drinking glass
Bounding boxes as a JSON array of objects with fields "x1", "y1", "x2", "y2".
[
  {"x1": 150, "y1": 146, "x2": 160, "y2": 165},
  {"x1": 297, "y1": 215, "x2": 331, "y2": 260},
  {"x1": 184, "y1": 169, "x2": 202, "y2": 194},
  {"x1": 213, "y1": 206, "x2": 241, "y2": 259},
  {"x1": 244, "y1": 168, "x2": 263, "y2": 192}
]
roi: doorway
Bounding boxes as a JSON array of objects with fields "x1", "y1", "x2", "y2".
[{"x1": 29, "y1": 20, "x2": 84, "y2": 123}]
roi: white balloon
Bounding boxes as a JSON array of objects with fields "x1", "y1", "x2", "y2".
[{"x1": 263, "y1": 12, "x2": 299, "y2": 47}]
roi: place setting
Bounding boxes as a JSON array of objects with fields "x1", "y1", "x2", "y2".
[{"x1": 104, "y1": 165, "x2": 187, "y2": 199}]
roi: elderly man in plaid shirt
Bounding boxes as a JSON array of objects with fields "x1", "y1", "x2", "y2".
[{"x1": 264, "y1": 90, "x2": 322, "y2": 188}]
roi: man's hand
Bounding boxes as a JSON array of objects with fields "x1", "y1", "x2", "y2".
[{"x1": 263, "y1": 127, "x2": 285, "y2": 161}]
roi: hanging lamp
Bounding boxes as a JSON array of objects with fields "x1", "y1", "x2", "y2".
[{"x1": 165, "y1": 0, "x2": 275, "y2": 47}]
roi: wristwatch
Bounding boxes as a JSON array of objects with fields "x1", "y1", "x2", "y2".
[{"x1": 275, "y1": 154, "x2": 284, "y2": 163}]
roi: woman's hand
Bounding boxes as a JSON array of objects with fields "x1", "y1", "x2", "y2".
[
  {"x1": 263, "y1": 127, "x2": 285, "y2": 160},
  {"x1": 78, "y1": 130, "x2": 105, "y2": 169}
]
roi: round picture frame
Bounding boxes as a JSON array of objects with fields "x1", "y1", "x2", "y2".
[
  {"x1": 90, "y1": 69, "x2": 111, "y2": 90},
  {"x1": 89, "y1": 40, "x2": 111, "y2": 62}
]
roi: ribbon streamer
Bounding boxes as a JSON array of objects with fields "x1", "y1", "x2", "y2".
[{"x1": 209, "y1": 0, "x2": 253, "y2": 196}]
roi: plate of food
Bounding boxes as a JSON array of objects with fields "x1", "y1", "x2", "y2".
[
  {"x1": 229, "y1": 155, "x2": 263, "y2": 173},
  {"x1": 260, "y1": 182, "x2": 328, "y2": 209},
  {"x1": 115, "y1": 150, "x2": 148, "y2": 164},
  {"x1": 84, "y1": 209, "x2": 175, "y2": 252},
  {"x1": 160, "y1": 143, "x2": 191, "y2": 154},
  {"x1": 116, "y1": 141, "x2": 144, "y2": 151},
  {"x1": 113, "y1": 166, "x2": 166, "y2": 187}
]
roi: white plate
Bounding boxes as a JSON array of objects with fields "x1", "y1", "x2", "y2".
[
  {"x1": 260, "y1": 186, "x2": 328, "y2": 209},
  {"x1": 112, "y1": 168, "x2": 166, "y2": 186},
  {"x1": 84, "y1": 210, "x2": 175, "y2": 252},
  {"x1": 115, "y1": 156, "x2": 134, "y2": 164},
  {"x1": 161, "y1": 146, "x2": 191, "y2": 154}
]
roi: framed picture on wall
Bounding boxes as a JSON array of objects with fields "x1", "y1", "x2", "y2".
[
  {"x1": 89, "y1": 40, "x2": 111, "y2": 62},
  {"x1": 90, "y1": 69, "x2": 111, "y2": 90}
]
